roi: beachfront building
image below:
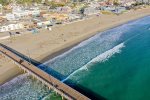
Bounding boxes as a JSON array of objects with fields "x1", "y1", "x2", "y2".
[
  {"x1": 136, "y1": 0, "x2": 150, "y2": 3},
  {"x1": 56, "y1": 6, "x2": 72, "y2": 13},
  {"x1": 119, "y1": 0, "x2": 136, "y2": 6},
  {"x1": 84, "y1": 7, "x2": 99, "y2": 15},
  {"x1": 0, "y1": 24, "x2": 24, "y2": 32},
  {"x1": 37, "y1": 21, "x2": 52, "y2": 27},
  {"x1": 68, "y1": 14, "x2": 81, "y2": 21},
  {"x1": 6, "y1": 5, "x2": 41, "y2": 21},
  {"x1": 43, "y1": 13, "x2": 68, "y2": 22},
  {"x1": 6, "y1": 13, "x2": 19, "y2": 21}
]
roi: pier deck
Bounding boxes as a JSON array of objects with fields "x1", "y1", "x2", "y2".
[{"x1": 0, "y1": 44, "x2": 90, "y2": 100}]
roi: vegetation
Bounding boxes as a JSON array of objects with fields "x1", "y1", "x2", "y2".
[
  {"x1": 46, "y1": 1, "x2": 65, "y2": 9},
  {"x1": 0, "y1": 0, "x2": 42, "y2": 5},
  {"x1": 132, "y1": 2, "x2": 145, "y2": 6},
  {"x1": 16, "y1": 0, "x2": 42, "y2": 4},
  {"x1": 113, "y1": 0, "x2": 120, "y2": 7},
  {"x1": 44, "y1": 92, "x2": 62, "y2": 100},
  {"x1": 101, "y1": 10, "x2": 115, "y2": 15},
  {"x1": 0, "y1": 0, "x2": 10, "y2": 5}
]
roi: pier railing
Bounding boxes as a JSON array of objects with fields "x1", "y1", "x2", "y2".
[{"x1": 0, "y1": 44, "x2": 90, "y2": 100}]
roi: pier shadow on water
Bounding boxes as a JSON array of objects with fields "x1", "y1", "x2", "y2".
[
  {"x1": 65, "y1": 79, "x2": 107, "y2": 100},
  {"x1": 1, "y1": 43, "x2": 107, "y2": 100},
  {"x1": 0, "y1": 43, "x2": 65, "y2": 80}
]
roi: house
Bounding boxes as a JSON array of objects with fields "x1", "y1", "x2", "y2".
[
  {"x1": 6, "y1": 13, "x2": 19, "y2": 21},
  {"x1": 56, "y1": 6, "x2": 72, "y2": 13},
  {"x1": 120, "y1": 0, "x2": 136, "y2": 6},
  {"x1": 68, "y1": 14, "x2": 81, "y2": 21},
  {"x1": 135, "y1": 0, "x2": 150, "y2": 3},
  {"x1": 37, "y1": 21, "x2": 52, "y2": 27},
  {"x1": 84, "y1": 7, "x2": 99, "y2": 15},
  {"x1": 0, "y1": 26, "x2": 9, "y2": 32},
  {"x1": 6, "y1": 5, "x2": 41, "y2": 21},
  {"x1": 43, "y1": 13, "x2": 68, "y2": 22},
  {"x1": 0, "y1": 23, "x2": 24, "y2": 32}
]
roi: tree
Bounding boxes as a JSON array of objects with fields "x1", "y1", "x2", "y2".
[
  {"x1": 16, "y1": 0, "x2": 42, "y2": 5},
  {"x1": 0, "y1": 0, "x2": 10, "y2": 5},
  {"x1": 47, "y1": 1, "x2": 65, "y2": 8}
]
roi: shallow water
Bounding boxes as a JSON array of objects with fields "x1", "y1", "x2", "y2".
[{"x1": 0, "y1": 74, "x2": 62, "y2": 100}]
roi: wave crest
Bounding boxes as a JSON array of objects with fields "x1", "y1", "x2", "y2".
[
  {"x1": 62, "y1": 43, "x2": 125, "y2": 82},
  {"x1": 86, "y1": 42, "x2": 124, "y2": 64}
]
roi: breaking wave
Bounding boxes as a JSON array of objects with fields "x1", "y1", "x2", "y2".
[
  {"x1": 62, "y1": 42, "x2": 125, "y2": 82},
  {"x1": 0, "y1": 74, "x2": 29, "y2": 90},
  {"x1": 82, "y1": 42, "x2": 125, "y2": 66}
]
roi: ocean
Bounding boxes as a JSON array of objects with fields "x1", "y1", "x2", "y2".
[{"x1": 1, "y1": 16, "x2": 150, "y2": 100}]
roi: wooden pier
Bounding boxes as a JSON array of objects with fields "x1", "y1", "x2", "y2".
[{"x1": 0, "y1": 44, "x2": 90, "y2": 100}]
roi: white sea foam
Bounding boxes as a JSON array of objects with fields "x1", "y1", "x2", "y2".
[
  {"x1": 43, "y1": 33, "x2": 101, "y2": 65},
  {"x1": 84, "y1": 42, "x2": 125, "y2": 64},
  {"x1": 0, "y1": 74, "x2": 29, "y2": 88},
  {"x1": 62, "y1": 42, "x2": 125, "y2": 82},
  {"x1": 0, "y1": 74, "x2": 50, "y2": 100}
]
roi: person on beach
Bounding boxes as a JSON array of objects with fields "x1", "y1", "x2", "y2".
[{"x1": 9, "y1": 32, "x2": 12, "y2": 37}]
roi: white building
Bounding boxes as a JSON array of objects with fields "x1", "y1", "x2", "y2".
[
  {"x1": 6, "y1": 13, "x2": 19, "y2": 21},
  {"x1": 0, "y1": 24, "x2": 24, "y2": 32},
  {"x1": 136, "y1": 0, "x2": 150, "y2": 3},
  {"x1": 6, "y1": 5, "x2": 41, "y2": 21},
  {"x1": 84, "y1": 7, "x2": 99, "y2": 15}
]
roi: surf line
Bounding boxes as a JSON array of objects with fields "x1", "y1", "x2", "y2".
[
  {"x1": 61, "y1": 32, "x2": 143, "y2": 82},
  {"x1": 61, "y1": 42, "x2": 125, "y2": 82}
]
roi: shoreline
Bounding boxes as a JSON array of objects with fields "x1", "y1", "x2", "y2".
[
  {"x1": 0, "y1": 7, "x2": 150, "y2": 85},
  {"x1": 39, "y1": 10, "x2": 150, "y2": 63},
  {"x1": 0, "y1": 56, "x2": 23, "y2": 85}
]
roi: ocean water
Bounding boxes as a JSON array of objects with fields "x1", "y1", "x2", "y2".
[
  {"x1": 0, "y1": 74, "x2": 62, "y2": 100},
  {"x1": 0, "y1": 74, "x2": 49, "y2": 100},
  {"x1": 1, "y1": 16, "x2": 150, "y2": 100},
  {"x1": 44, "y1": 16, "x2": 150, "y2": 100}
]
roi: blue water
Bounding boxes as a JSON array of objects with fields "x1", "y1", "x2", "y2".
[{"x1": 44, "y1": 16, "x2": 150, "y2": 100}]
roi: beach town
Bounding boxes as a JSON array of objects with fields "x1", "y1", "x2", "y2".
[{"x1": 0, "y1": 0, "x2": 150, "y2": 100}]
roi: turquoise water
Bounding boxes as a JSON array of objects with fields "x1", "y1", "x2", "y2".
[
  {"x1": 44, "y1": 16, "x2": 150, "y2": 100},
  {"x1": 1, "y1": 16, "x2": 150, "y2": 100}
]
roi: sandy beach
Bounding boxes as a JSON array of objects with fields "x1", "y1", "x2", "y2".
[{"x1": 0, "y1": 7, "x2": 150, "y2": 84}]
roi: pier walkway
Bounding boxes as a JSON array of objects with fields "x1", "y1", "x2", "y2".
[{"x1": 0, "y1": 44, "x2": 90, "y2": 100}]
